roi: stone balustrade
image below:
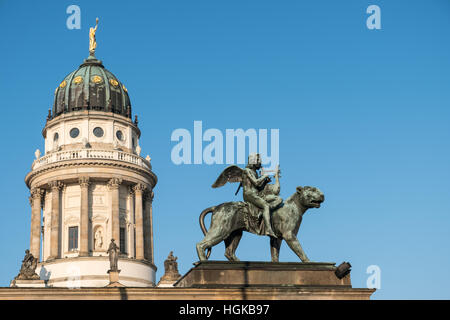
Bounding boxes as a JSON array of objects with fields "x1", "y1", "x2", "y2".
[{"x1": 32, "y1": 149, "x2": 151, "y2": 171}]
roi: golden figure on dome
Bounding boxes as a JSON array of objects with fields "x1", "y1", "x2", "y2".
[{"x1": 89, "y1": 18, "x2": 99, "y2": 54}]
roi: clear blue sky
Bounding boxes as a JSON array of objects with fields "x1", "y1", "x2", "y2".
[{"x1": 1, "y1": 0, "x2": 449, "y2": 299}]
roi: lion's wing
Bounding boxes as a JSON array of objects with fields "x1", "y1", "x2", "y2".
[{"x1": 211, "y1": 165, "x2": 243, "y2": 188}]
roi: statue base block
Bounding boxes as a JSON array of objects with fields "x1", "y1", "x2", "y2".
[
  {"x1": 10, "y1": 279, "x2": 46, "y2": 288},
  {"x1": 157, "y1": 279, "x2": 179, "y2": 287},
  {"x1": 106, "y1": 270, "x2": 124, "y2": 287},
  {"x1": 175, "y1": 261, "x2": 351, "y2": 288}
]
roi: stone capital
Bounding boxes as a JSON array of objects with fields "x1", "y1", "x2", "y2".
[
  {"x1": 48, "y1": 180, "x2": 63, "y2": 191},
  {"x1": 30, "y1": 188, "x2": 45, "y2": 200},
  {"x1": 79, "y1": 176, "x2": 90, "y2": 188},
  {"x1": 108, "y1": 177, "x2": 123, "y2": 190},
  {"x1": 133, "y1": 183, "x2": 146, "y2": 194},
  {"x1": 143, "y1": 189, "x2": 154, "y2": 203}
]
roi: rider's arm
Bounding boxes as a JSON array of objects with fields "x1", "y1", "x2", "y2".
[{"x1": 244, "y1": 169, "x2": 269, "y2": 188}]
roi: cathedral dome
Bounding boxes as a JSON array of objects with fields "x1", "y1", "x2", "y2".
[{"x1": 52, "y1": 54, "x2": 131, "y2": 119}]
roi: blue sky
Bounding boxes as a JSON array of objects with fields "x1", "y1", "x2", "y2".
[{"x1": 0, "y1": 0, "x2": 449, "y2": 299}]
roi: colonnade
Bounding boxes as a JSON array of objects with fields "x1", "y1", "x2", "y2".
[{"x1": 28, "y1": 178, "x2": 154, "y2": 263}]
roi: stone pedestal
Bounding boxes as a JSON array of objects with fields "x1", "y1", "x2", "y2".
[
  {"x1": 106, "y1": 270, "x2": 124, "y2": 287},
  {"x1": 10, "y1": 279, "x2": 46, "y2": 288},
  {"x1": 157, "y1": 268, "x2": 182, "y2": 287},
  {"x1": 157, "y1": 279, "x2": 179, "y2": 287},
  {"x1": 175, "y1": 261, "x2": 357, "y2": 290}
]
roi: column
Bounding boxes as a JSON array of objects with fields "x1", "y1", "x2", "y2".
[
  {"x1": 127, "y1": 187, "x2": 135, "y2": 258},
  {"x1": 133, "y1": 183, "x2": 146, "y2": 260},
  {"x1": 30, "y1": 188, "x2": 44, "y2": 260},
  {"x1": 49, "y1": 181, "x2": 62, "y2": 259},
  {"x1": 108, "y1": 178, "x2": 122, "y2": 245},
  {"x1": 79, "y1": 176, "x2": 90, "y2": 256},
  {"x1": 143, "y1": 189, "x2": 154, "y2": 262},
  {"x1": 149, "y1": 191, "x2": 154, "y2": 263},
  {"x1": 41, "y1": 218, "x2": 45, "y2": 260}
]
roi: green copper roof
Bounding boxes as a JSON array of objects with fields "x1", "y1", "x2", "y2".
[{"x1": 52, "y1": 54, "x2": 131, "y2": 119}]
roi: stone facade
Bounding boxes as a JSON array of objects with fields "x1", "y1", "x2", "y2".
[{"x1": 22, "y1": 108, "x2": 157, "y2": 287}]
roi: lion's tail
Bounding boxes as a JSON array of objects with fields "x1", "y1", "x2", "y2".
[{"x1": 199, "y1": 206, "x2": 215, "y2": 259}]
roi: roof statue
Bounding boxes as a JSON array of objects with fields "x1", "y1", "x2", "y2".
[
  {"x1": 14, "y1": 250, "x2": 40, "y2": 281},
  {"x1": 107, "y1": 239, "x2": 119, "y2": 272},
  {"x1": 162, "y1": 252, "x2": 181, "y2": 281},
  {"x1": 89, "y1": 18, "x2": 99, "y2": 55},
  {"x1": 196, "y1": 153, "x2": 325, "y2": 262}
]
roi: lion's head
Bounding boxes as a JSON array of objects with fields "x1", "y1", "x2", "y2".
[{"x1": 296, "y1": 186, "x2": 324, "y2": 208}]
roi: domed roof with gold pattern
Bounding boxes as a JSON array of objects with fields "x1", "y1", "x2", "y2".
[{"x1": 52, "y1": 54, "x2": 131, "y2": 119}]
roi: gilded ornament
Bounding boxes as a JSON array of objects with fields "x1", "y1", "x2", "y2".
[
  {"x1": 73, "y1": 76, "x2": 83, "y2": 84},
  {"x1": 59, "y1": 80, "x2": 67, "y2": 88},
  {"x1": 109, "y1": 79, "x2": 119, "y2": 87},
  {"x1": 92, "y1": 75, "x2": 103, "y2": 84},
  {"x1": 122, "y1": 84, "x2": 128, "y2": 92}
]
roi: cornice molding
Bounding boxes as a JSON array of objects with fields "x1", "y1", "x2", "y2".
[{"x1": 26, "y1": 160, "x2": 157, "y2": 189}]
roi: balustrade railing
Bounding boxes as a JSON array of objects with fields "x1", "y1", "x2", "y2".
[{"x1": 32, "y1": 149, "x2": 151, "y2": 171}]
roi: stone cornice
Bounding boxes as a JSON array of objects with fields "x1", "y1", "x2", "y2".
[
  {"x1": 25, "y1": 159, "x2": 157, "y2": 189},
  {"x1": 0, "y1": 287, "x2": 376, "y2": 300}
]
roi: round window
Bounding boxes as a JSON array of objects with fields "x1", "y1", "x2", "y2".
[
  {"x1": 116, "y1": 130, "x2": 123, "y2": 141},
  {"x1": 93, "y1": 127, "x2": 104, "y2": 138},
  {"x1": 70, "y1": 128, "x2": 80, "y2": 138},
  {"x1": 53, "y1": 132, "x2": 59, "y2": 141}
]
